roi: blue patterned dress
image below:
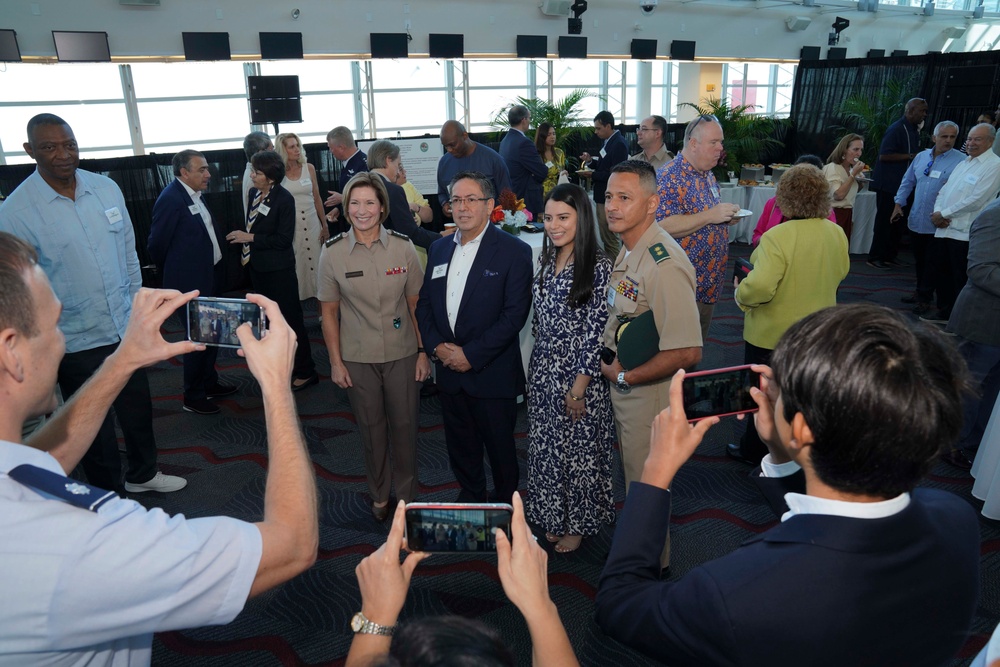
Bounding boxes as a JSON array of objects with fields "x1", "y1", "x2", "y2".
[{"x1": 526, "y1": 254, "x2": 616, "y2": 536}]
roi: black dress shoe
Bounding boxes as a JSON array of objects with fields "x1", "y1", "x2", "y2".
[
  {"x1": 183, "y1": 398, "x2": 221, "y2": 415},
  {"x1": 206, "y1": 382, "x2": 238, "y2": 398},
  {"x1": 885, "y1": 258, "x2": 911, "y2": 267},
  {"x1": 941, "y1": 448, "x2": 972, "y2": 470},
  {"x1": 291, "y1": 374, "x2": 319, "y2": 392},
  {"x1": 420, "y1": 380, "x2": 439, "y2": 398},
  {"x1": 726, "y1": 442, "x2": 757, "y2": 465},
  {"x1": 900, "y1": 294, "x2": 919, "y2": 304},
  {"x1": 372, "y1": 502, "x2": 390, "y2": 522},
  {"x1": 866, "y1": 260, "x2": 891, "y2": 270}
]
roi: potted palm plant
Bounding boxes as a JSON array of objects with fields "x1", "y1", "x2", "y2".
[
  {"x1": 680, "y1": 97, "x2": 788, "y2": 183},
  {"x1": 490, "y1": 89, "x2": 599, "y2": 169},
  {"x1": 835, "y1": 77, "x2": 920, "y2": 166}
]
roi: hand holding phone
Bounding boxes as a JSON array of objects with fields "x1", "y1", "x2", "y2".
[
  {"x1": 682, "y1": 364, "x2": 761, "y2": 421},
  {"x1": 495, "y1": 491, "x2": 553, "y2": 620},
  {"x1": 355, "y1": 501, "x2": 430, "y2": 630},
  {"x1": 404, "y1": 503, "x2": 513, "y2": 553},
  {"x1": 187, "y1": 297, "x2": 266, "y2": 349}
]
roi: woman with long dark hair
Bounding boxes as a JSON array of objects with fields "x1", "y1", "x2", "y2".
[
  {"x1": 534, "y1": 122, "x2": 567, "y2": 200},
  {"x1": 526, "y1": 183, "x2": 615, "y2": 554}
]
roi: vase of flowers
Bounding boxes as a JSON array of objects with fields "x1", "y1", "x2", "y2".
[{"x1": 490, "y1": 189, "x2": 532, "y2": 236}]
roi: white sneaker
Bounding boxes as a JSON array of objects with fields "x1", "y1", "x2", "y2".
[{"x1": 124, "y1": 471, "x2": 187, "y2": 493}]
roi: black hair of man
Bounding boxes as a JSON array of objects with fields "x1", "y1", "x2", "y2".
[
  {"x1": 372, "y1": 616, "x2": 515, "y2": 667},
  {"x1": 250, "y1": 150, "x2": 286, "y2": 185},
  {"x1": 172, "y1": 149, "x2": 205, "y2": 177},
  {"x1": 0, "y1": 232, "x2": 40, "y2": 337},
  {"x1": 26, "y1": 113, "x2": 71, "y2": 146},
  {"x1": 649, "y1": 115, "x2": 667, "y2": 136},
  {"x1": 770, "y1": 303, "x2": 968, "y2": 499},
  {"x1": 508, "y1": 105, "x2": 530, "y2": 127},
  {"x1": 595, "y1": 110, "x2": 615, "y2": 127},
  {"x1": 243, "y1": 131, "x2": 271, "y2": 162},
  {"x1": 609, "y1": 159, "x2": 657, "y2": 196},
  {"x1": 793, "y1": 154, "x2": 825, "y2": 170},
  {"x1": 449, "y1": 170, "x2": 494, "y2": 200}
]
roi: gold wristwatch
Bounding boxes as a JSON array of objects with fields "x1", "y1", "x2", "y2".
[{"x1": 351, "y1": 611, "x2": 395, "y2": 636}]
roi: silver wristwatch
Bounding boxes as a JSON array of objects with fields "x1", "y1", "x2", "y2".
[
  {"x1": 351, "y1": 611, "x2": 395, "y2": 636},
  {"x1": 616, "y1": 371, "x2": 631, "y2": 393}
]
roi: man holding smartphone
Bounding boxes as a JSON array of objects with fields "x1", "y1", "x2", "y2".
[
  {"x1": 0, "y1": 233, "x2": 319, "y2": 664},
  {"x1": 599, "y1": 161, "x2": 702, "y2": 574},
  {"x1": 596, "y1": 304, "x2": 978, "y2": 665},
  {"x1": 149, "y1": 149, "x2": 237, "y2": 415}
]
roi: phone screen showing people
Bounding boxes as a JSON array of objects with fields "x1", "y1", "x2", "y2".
[
  {"x1": 404, "y1": 503, "x2": 513, "y2": 552},
  {"x1": 186, "y1": 297, "x2": 265, "y2": 349},
  {"x1": 682, "y1": 365, "x2": 761, "y2": 421}
]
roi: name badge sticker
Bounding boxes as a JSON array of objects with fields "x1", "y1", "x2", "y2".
[
  {"x1": 545, "y1": 161, "x2": 554, "y2": 168},
  {"x1": 599, "y1": 148, "x2": 607, "y2": 159},
  {"x1": 301, "y1": 177, "x2": 312, "y2": 187},
  {"x1": 432, "y1": 264, "x2": 448, "y2": 279},
  {"x1": 929, "y1": 170, "x2": 942, "y2": 179},
  {"x1": 188, "y1": 204, "x2": 201, "y2": 216},
  {"x1": 607, "y1": 285, "x2": 616, "y2": 307},
  {"x1": 258, "y1": 203, "x2": 271, "y2": 216},
  {"x1": 105, "y1": 207, "x2": 123, "y2": 224},
  {"x1": 711, "y1": 187, "x2": 720, "y2": 199},
  {"x1": 965, "y1": 173, "x2": 979, "y2": 185}
]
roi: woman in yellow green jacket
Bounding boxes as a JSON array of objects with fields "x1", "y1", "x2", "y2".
[{"x1": 731, "y1": 163, "x2": 850, "y2": 463}]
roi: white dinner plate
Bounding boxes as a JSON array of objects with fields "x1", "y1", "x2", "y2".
[{"x1": 732, "y1": 209, "x2": 753, "y2": 219}]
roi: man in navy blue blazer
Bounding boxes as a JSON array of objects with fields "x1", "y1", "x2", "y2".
[
  {"x1": 596, "y1": 303, "x2": 979, "y2": 666},
  {"x1": 149, "y1": 150, "x2": 236, "y2": 415},
  {"x1": 499, "y1": 105, "x2": 549, "y2": 219},
  {"x1": 581, "y1": 110, "x2": 630, "y2": 257},
  {"x1": 416, "y1": 171, "x2": 533, "y2": 503}
]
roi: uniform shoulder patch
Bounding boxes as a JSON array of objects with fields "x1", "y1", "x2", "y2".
[
  {"x1": 648, "y1": 243, "x2": 670, "y2": 263},
  {"x1": 388, "y1": 229, "x2": 410, "y2": 240},
  {"x1": 325, "y1": 233, "x2": 347, "y2": 247}
]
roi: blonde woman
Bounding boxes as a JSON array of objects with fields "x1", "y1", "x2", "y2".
[
  {"x1": 276, "y1": 132, "x2": 328, "y2": 300},
  {"x1": 822, "y1": 133, "x2": 865, "y2": 242}
]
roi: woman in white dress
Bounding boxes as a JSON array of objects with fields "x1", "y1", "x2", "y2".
[{"x1": 276, "y1": 132, "x2": 329, "y2": 300}]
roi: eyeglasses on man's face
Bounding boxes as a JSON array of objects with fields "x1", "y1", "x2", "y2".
[{"x1": 448, "y1": 196, "x2": 490, "y2": 208}]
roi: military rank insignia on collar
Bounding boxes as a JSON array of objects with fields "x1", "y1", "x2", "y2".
[
  {"x1": 649, "y1": 243, "x2": 670, "y2": 263},
  {"x1": 325, "y1": 233, "x2": 347, "y2": 247},
  {"x1": 388, "y1": 230, "x2": 410, "y2": 240}
]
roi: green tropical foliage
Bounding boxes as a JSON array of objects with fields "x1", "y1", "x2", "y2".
[
  {"x1": 835, "y1": 77, "x2": 919, "y2": 165},
  {"x1": 490, "y1": 89, "x2": 599, "y2": 150},
  {"x1": 679, "y1": 97, "x2": 788, "y2": 182}
]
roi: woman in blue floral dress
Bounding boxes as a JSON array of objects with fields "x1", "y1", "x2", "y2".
[{"x1": 526, "y1": 183, "x2": 615, "y2": 554}]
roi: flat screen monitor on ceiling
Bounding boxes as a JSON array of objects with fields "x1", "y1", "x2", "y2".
[
  {"x1": 182, "y1": 32, "x2": 231, "y2": 61},
  {"x1": 0, "y1": 29, "x2": 21, "y2": 62},
  {"x1": 558, "y1": 36, "x2": 587, "y2": 59},
  {"x1": 52, "y1": 31, "x2": 111, "y2": 62},
  {"x1": 670, "y1": 40, "x2": 696, "y2": 61},
  {"x1": 630, "y1": 39, "x2": 657, "y2": 60},
  {"x1": 429, "y1": 33, "x2": 464, "y2": 59},
  {"x1": 371, "y1": 33, "x2": 408, "y2": 59},
  {"x1": 259, "y1": 32, "x2": 303, "y2": 60},
  {"x1": 516, "y1": 35, "x2": 547, "y2": 58}
]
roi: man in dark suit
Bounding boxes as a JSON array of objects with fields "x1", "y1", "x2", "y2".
[
  {"x1": 595, "y1": 303, "x2": 979, "y2": 666},
  {"x1": 416, "y1": 171, "x2": 533, "y2": 504},
  {"x1": 581, "y1": 110, "x2": 629, "y2": 257},
  {"x1": 947, "y1": 197, "x2": 1000, "y2": 468},
  {"x1": 149, "y1": 149, "x2": 236, "y2": 415},
  {"x1": 324, "y1": 126, "x2": 368, "y2": 235},
  {"x1": 499, "y1": 105, "x2": 548, "y2": 219}
]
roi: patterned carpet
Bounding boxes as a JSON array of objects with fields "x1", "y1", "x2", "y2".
[{"x1": 125, "y1": 241, "x2": 997, "y2": 666}]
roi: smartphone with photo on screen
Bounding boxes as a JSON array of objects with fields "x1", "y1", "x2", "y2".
[
  {"x1": 404, "y1": 502, "x2": 513, "y2": 553},
  {"x1": 682, "y1": 364, "x2": 761, "y2": 422},
  {"x1": 186, "y1": 297, "x2": 266, "y2": 349}
]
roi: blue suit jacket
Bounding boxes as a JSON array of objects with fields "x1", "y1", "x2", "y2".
[
  {"x1": 591, "y1": 131, "x2": 630, "y2": 202},
  {"x1": 595, "y1": 483, "x2": 979, "y2": 667},
  {"x1": 499, "y1": 130, "x2": 549, "y2": 216},
  {"x1": 148, "y1": 179, "x2": 226, "y2": 294},
  {"x1": 416, "y1": 223, "x2": 533, "y2": 399}
]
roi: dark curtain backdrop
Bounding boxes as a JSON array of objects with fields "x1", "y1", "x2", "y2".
[{"x1": 791, "y1": 51, "x2": 1000, "y2": 160}]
